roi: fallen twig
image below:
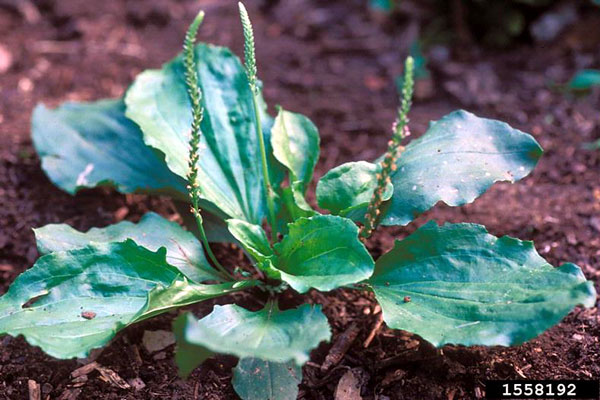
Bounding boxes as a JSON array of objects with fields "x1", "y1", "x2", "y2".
[
  {"x1": 321, "y1": 322, "x2": 361, "y2": 373},
  {"x1": 363, "y1": 312, "x2": 384, "y2": 348}
]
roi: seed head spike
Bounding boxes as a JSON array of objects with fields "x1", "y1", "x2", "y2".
[
  {"x1": 239, "y1": 2, "x2": 258, "y2": 94},
  {"x1": 182, "y1": 9, "x2": 233, "y2": 281},
  {"x1": 361, "y1": 56, "x2": 415, "y2": 239}
]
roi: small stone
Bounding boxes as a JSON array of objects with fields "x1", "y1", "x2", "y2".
[
  {"x1": 153, "y1": 351, "x2": 166, "y2": 360},
  {"x1": 127, "y1": 377, "x2": 146, "y2": 391},
  {"x1": 42, "y1": 383, "x2": 53, "y2": 395},
  {"x1": 142, "y1": 330, "x2": 175, "y2": 353}
]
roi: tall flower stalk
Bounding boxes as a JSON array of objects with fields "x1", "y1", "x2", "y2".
[
  {"x1": 183, "y1": 11, "x2": 233, "y2": 280},
  {"x1": 361, "y1": 56, "x2": 414, "y2": 238},
  {"x1": 239, "y1": 2, "x2": 277, "y2": 237}
]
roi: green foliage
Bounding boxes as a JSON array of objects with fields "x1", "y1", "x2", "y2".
[
  {"x1": 316, "y1": 161, "x2": 393, "y2": 221},
  {"x1": 34, "y1": 212, "x2": 220, "y2": 283},
  {"x1": 319, "y1": 110, "x2": 543, "y2": 226},
  {"x1": 173, "y1": 303, "x2": 330, "y2": 376},
  {"x1": 271, "y1": 108, "x2": 320, "y2": 192},
  {"x1": 369, "y1": 222, "x2": 595, "y2": 347},
  {"x1": 125, "y1": 43, "x2": 278, "y2": 224},
  {"x1": 233, "y1": 358, "x2": 302, "y2": 400},
  {"x1": 2, "y1": 3, "x2": 594, "y2": 400},
  {"x1": 0, "y1": 239, "x2": 254, "y2": 358},
  {"x1": 272, "y1": 215, "x2": 375, "y2": 293},
  {"x1": 32, "y1": 99, "x2": 187, "y2": 199}
]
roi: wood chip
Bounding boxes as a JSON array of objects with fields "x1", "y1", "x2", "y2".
[
  {"x1": 363, "y1": 312, "x2": 384, "y2": 348},
  {"x1": 0, "y1": 263, "x2": 13, "y2": 272},
  {"x1": 71, "y1": 375, "x2": 88, "y2": 387},
  {"x1": 114, "y1": 206, "x2": 129, "y2": 221},
  {"x1": 71, "y1": 361, "x2": 99, "y2": 378},
  {"x1": 96, "y1": 366, "x2": 131, "y2": 389},
  {"x1": 321, "y1": 323, "x2": 361, "y2": 373},
  {"x1": 28, "y1": 380, "x2": 41, "y2": 400},
  {"x1": 57, "y1": 388, "x2": 81, "y2": 400}
]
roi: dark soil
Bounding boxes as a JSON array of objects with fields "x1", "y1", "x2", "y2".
[{"x1": 0, "y1": 0, "x2": 598, "y2": 399}]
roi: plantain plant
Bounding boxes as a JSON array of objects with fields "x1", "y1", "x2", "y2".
[{"x1": 0, "y1": 3, "x2": 595, "y2": 399}]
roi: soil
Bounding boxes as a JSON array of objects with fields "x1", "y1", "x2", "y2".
[{"x1": 0, "y1": 0, "x2": 599, "y2": 399}]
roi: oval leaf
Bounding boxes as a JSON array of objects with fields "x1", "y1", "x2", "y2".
[
  {"x1": 34, "y1": 212, "x2": 219, "y2": 283},
  {"x1": 318, "y1": 111, "x2": 543, "y2": 226},
  {"x1": 173, "y1": 303, "x2": 330, "y2": 376},
  {"x1": 272, "y1": 215, "x2": 374, "y2": 293},
  {"x1": 316, "y1": 161, "x2": 393, "y2": 222},
  {"x1": 125, "y1": 43, "x2": 278, "y2": 224},
  {"x1": 32, "y1": 99, "x2": 187, "y2": 199},
  {"x1": 271, "y1": 108, "x2": 320, "y2": 190},
  {"x1": 381, "y1": 110, "x2": 543, "y2": 225},
  {"x1": 0, "y1": 240, "x2": 247, "y2": 359},
  {"x1": 369, "y1": 222, "x2": 596, "y2": 347},
  {"x1": 233, "y1": 358, "x2": 302, "y2": 400}
]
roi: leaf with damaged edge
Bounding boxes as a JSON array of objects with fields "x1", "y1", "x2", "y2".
[
  {"x1": 0, "y1": 240, "x2": 250, "y2": 359},
  {"x1": 34, "y1": 212, "x2": 220, "y2": 283}
]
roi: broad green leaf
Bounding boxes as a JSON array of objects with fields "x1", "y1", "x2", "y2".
[
  {"x1": 174, "y1": 303, "x2": 330, "y2": 377},
  {"x1": 125, "y1": 43, "x2": 279, "y2": 224},
  {"x1": 34, "y1": 212, "x2": 219, "y2": 283},
  {"x1": 271, "y1": 108, "x2": 320, "y2": 191},
  {"x1": 316, "y1": 161, "x2": 393, "y2": 222},
  {"x1": 272, "y1": 215, "x2": 374, "y2": 293},
  {"x1": 369, "y1": 222, "x2": 596, "y2": 347},
  {"x1": 233, "y1": 358, "x2": 302, "y2": 400},
  {"x1": 380, "y1": 111, "x2": 542, "y2": 225},
  {"x1": 227, "y1": 219, "x2": 272, "y2": 263},
  {"x1": 319, "y1": 111, "x2": 542, "y2": 226},
  {"x1": 32, "y1": 99, "x2": 187, "y2": 200},
  {"x1": 0, "y1": 240, "x2": 250, "y2": 359}
]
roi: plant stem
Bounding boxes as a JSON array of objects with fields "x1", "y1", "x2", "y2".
[
  {"x1": 183, "y1": 10, "x2": 233, "y2": 281},
  {"x1": 239, "y1": 2, "x2": 277, "y2": 237},
  {"x1": 251, "y1": 93, "x2": 277, "y2": 235},
  {"x1": 360, "y1": 56, "x2": 414, "y2": 239}
]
